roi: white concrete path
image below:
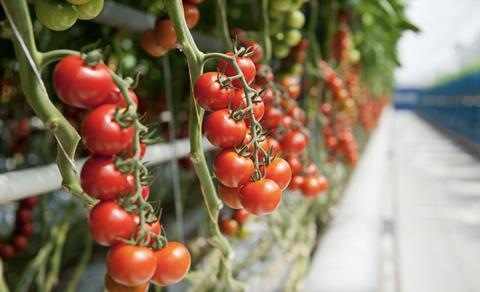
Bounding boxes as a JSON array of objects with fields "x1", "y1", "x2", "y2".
[{"x1": 303, "y1": 110, "x2": 480, "y2": 292}]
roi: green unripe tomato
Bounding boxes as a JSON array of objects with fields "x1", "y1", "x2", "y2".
[
  {"x1": 290, "y1": 63, "x2": 304, "y2": 76},
  {"x1": 66, "y1": 0, "x2": 90, "y2": 4},
  {"x1": 273, "y1": 32, "x2": 285, "y2": 42},
  {"x1": 269, "y1": 19, "x2": 283, "y2": 36},
  {"x1": 286, "y1": 11, "x2": 305, "y2": 29},
  {"x1": 78, "y1": 0, "x2": 104, "y2": 20},
  {"x1": 284, "y1": 29, "x2": 302, "y2": 47},
  {"x1": 349, "y1": 49, "x2": 361, "y2": 63},
  {"x1": 270, "y1": 0, "x2": 292, "y2": 12},
  {"x1": 273, "y1": 43, "x2": 290, "y2": 58},
  {"x1": 35, "y1": 0, "x2": 78, "y2": 31}
]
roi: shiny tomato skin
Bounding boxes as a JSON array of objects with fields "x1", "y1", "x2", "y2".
[
  {"x1": 214, "y1": 150, "x2": 254, "y2": 188},
  {"x1": 82, "y1": 104, "x2": 134, "y2": 156},
  {"x1": 240, "y1": 39, "x2": 263, "y2": 63},
  {"x1": 230, "y1": 90, "x2": 265, "y2": 127},
  {"x1": 204, "y1": 109, "x2": 247, "y2": 148},
  {"x1": 141, "y1": 30, "x2": 168, "y2": 57},
  {"x1": 154, "y1": 19, "x2": 177, "y2": 49},
  {"x1": 103, "y1": 86, "x2": 139, "y2": 108},
  {"x1": 289, "y1": 175, "x2": 305, "y2": 191},
  {"x1": 107, "y1": 244, "x2": 157, "y2": 287},
  {"x1": 88, "y1": 201, "x2": 136, "y2": 246},
  {"x1": 0, "y1": 244, "x2": 16, "y2": 260},
  {"x1": 219, "y1": 218, "x2": 239, "y2": 236},
  {"x1": 301, "y1": 175, "x2": 326, "y2": 197},
  {"x1": 105, "y1": 273, "x2": 149, "y2": 292},
  {"x1": 80, "y1": 156, "x2": 131, "y2": 200},
  {"x1": 280, "y1": 76, "x2": 301, "y2": 99},
  {"x1": 263, "y1": 158, "x2": 292, "y2": 190},
  {"x1": 194, "y1": 72, "x2": 235, "y2": 111},
  {"x1": 184, "y1": 4, "x2": 200, "y2": 29},
  {"x1": 132, "y1": 214, "x2": 161, "y2": 246},
  {"x1": 12, "y1": 235, "x2": 28, "y2": 251},
  {"x1": 233, "y1": 208, "x2": 251, "y2": 225},
  {"x1": 285, "y1": 156, "x2": 302, "y2": 175},
  {"x1": 53, "y1": 55, "x2": 113, "y2": 108},
  {"x1": 261, "y1": 106, "x2": 283, "y2": 130},
  {"x1": 151, "y1": 242, "x2": 191, "y2": 286},
  {"x1": 218, "y1": 184, "x2": 243, "y2": 209},
  {"x1": 240, "y1": 179, "x2": 282, "y2": 215},
  {"x1": 217, "y1": 52, "x2": 256, "y2": 88},
  {"x1": 280, "y1": 130, "x2": 308, "y2": 155}
]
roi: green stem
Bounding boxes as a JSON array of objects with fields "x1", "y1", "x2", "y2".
[
  {"x1": 1, "y1": 0, "x2": 94, "y2": 206},
  {"x1": 66, "y1": 234, "x2": 93, "y2": 292},
  {"x1": 215, "y1": 0, "x2": 232, "y2": 50},
  {"x1": 260, "y1": 0, "x2": 272, "y2": 62}
]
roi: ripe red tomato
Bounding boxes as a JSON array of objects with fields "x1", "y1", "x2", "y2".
[
  {"x1": 214, "y1": 150, "x2": 254, "y2": 188},
  {"x1": 280, "y1": 76, "x2": 301, "y2": 99},
  {"x1": 258, "y1": 86, "x2": 275, "y2": 104},
  {"x1": 154, "y1": 19, "x2": 177, "y2": 49},
  {"x1": 194, "y1": 72, "x2": 235, "y2": 111},
  {"x1": 261, "y1": 106, "x2": 283, "y2": 130},
  {"x1": 204, "y1": 109, "x2": 247, "y2": 148},
  {"x1": 230, "y1": 90, "x2": 265, "y2": 127},
  {"x1": 107, "y1": 244, "x2": 157, "y2": 287},
  {"x1": 240, "y1": 39, "x2": 263, "y2": 63},
  {"x1": 12, "y1": 235, "x2": 28, "y2": 251},
  {"x1": 20, "y1": 197, "x2": 39, "y2": 209},
  {"x1": 233, "y1": 208, "x2": 251, "y2": 225},
  {"x1": 53, "y1": 55, "x2": 113, "y2": 108},
  {"x1": 80, "y1": 156, "x2": 132, "y2": 200},
  {"x1": 280, "y1": 130, "x2": 308, "y2": 155},
  {"x1": 18, "y1": 223, "x2": 34, "y2": 236},
  {"x1": 267, "y1": 137, "x2": 282, "y2": 156},
  {"x1": 320, "y1": 103, "x2": 332, "y2": 115},
  {"x1": 217, "y1": 52, "x2": 256, "y2": 88},
  {"x1": 105, "y1": 273, "x2": 149, "y2": 292},
  {"x1": 88, "y1": 201, "x2": 136, "y2": 246},
  {"x1": 285, "y1": 156, "x2": 302, "y2": 175},
  {"x1": 104, "y1": 85, "x2": 139, "y2": 108},
  {"x1": 151, "y1": 242, "x2": 191, "y2": 286},
  {"x1": 132, "y1": 214, "x2": 161, "y2": 246},
  {"x1": 218, "y1": 184, "x2": 243, "y2": 209},
  {"x1": 219, "y1": 218, "x2": 239, "y2": 236},
  {"x1": 301, "y1": 175, "x2": 327, "y2": 197},
  {"x1": 306, "y1": 163, "x2": 317, "y2": 175},
  {"x1": 0, "y1": 244, "x2": 16, "y2": 260},
  {"x1": 288, "y1": 107, "x2": 306, "y2": 124},
  {"x1": 255, "y1": 64, "x2": 274, "y2": 86},
  {"x1": 124, "y1": 142, "x2": 147, "y2": 159},
  {"x1": 141, "y1": 29, "x2": 167, "y2": 57},
  {"x1": 240, "y1": 179, "x2": 282, "y2": 215},
  {"x1": 184, "y1": 4, "x2": 199, "y2": 29},
  {"x1": 288, "y1": 175, "x2": 304, "y2": 191},
  {"x1": 82, "y1": 104, "x2": 134, "y2": 156},
  {"x1": 263, "y1": 158, "x2": 292, "y2": 190},
  {"x1": 16, "y1": 208, "x2": 32, "y2": 225}
]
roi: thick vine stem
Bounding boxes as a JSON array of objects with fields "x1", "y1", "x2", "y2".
[
  {"x1": 164, "y1": 1, "x2": 243, "y2": 290},
  {"x1": 215, "y1": 0, "x2": 233, "y2": 50},
  {"x1": 1, "y1": 0, "x2": 95, "y2": 206},
  {"x1": 260, "y1": 0, "x2": 272, "y2": 62}
]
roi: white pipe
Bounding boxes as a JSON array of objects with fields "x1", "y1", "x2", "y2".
[{"x1": 0, "y1": 138, "x2": 215, "y2": 204}]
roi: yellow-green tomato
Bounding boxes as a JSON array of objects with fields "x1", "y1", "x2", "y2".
[
  {"x1": 35, "y1": 0, "x2": 78, "y2": 31},
  {"x1": 284, "y1": 29, "x2": 302, "y2": 47},
  {"x1": 77, "y1": 0, "x2": 104, "y2": 20},
  {"x1": 270, "y1": 0, "x2": 292, "y2": 12},
  {"x1": 66, "y1": 0, "x2": 90, "y2": 4},
  {"x1": 286, "y1": 10, "x2": 305, "y2": 29},
  {"x1": 273, "y1": 42, "x2": 290, "y2": 58}
]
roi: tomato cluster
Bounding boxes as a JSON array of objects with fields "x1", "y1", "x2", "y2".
[
  {"x1": 194, "y1": 48, "x2": 291, "y2": 216},
  {"x1": 142, "y1": 0, "x2": 203, "y2": 57},
  {"x1": 0, "y1": 196, "x2": 38, "y2": 261},
  {"x1": 35, "y1": 0, "x2": 104, "y2": 31},
  {"x1": 219, "y1": 208, "x2": 251, "y2": 239},
  {"x1": 52, "y1": 53, "x2": 190, "y2": 289},
  {"x1": 268, "y1": 0, "x2": 306, "y2": 58}
]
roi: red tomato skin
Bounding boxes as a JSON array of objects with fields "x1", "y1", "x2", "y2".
[
  {"x1": 88, "y1": 201, "x2": 136, "y2": 246},
  {"x1": 105, "y1": 273, "x2": 149, "y2": 292},
  {"x1": 103, "y1": 86, "x2": 139, "y2": 108},
  {"x1": 0, "y1": 244, "x2": 16, "y2": 260},
  {"x1": 233, "y1": 208, "x2": 251, "y2": 225},
  {"x1": 204, "y1": 110, "x2": 247, "y2": 148},
  {"x1": 155, "y1": 20, "x2": 177, "y2": 49},
  {"x1": 240, "y1": 39, "x2": 263, "y2": 63},
  {"x1": 80, "y1": 156, "x2": 131, "y2": 200},
  {"x1": 82, "y1": 104, "x2": 134, "y2": 156},
  {"x1": 301, "y1": 175, "x2": 326, "y2": 197},
  {"x1": 53, "y1": 55, "x2": 113, "y2": 108},
  {"x1": 194, "y1": 72, "x2": 235, "y2": 111},
  {"x1": 107, "y1": 244, "x2": 157, "y2": 287},
  {"x1": 230, "y1": 90, "x2": 265, "y2": 127},
  {"x1": 20, "y1": 197, "x2": 39, "y2": 209},
  {"x1": 219, "y1": 218, "x2": 239, "y2": 236},
  {"x1": 289, "y1": 175, "x2": 305, "y2": 191},
  {"x1": 184, "y1": 4, "x2": 200, "y2": 29},
  {"x1": 217, "y1": 52, "x2": 256, "y2": 88},
  {"x1": 151, "y1": 242, "x2": 191, "y2": 286},
  {"x1": 218, "y1": 184, "x2": 243, "y2": 209},
  {"x1": 240, "y1": 179, "x2": 282, "y2": 215},
  {"x1": 132, "y1": 214, "x2": 161, "y2": 246},
  {"x1": 261, "y1": 106, "x2": 283, "y2": 130},
  {"x1": 213, "y1": 150, "x2": 254, "y2": 188},
  {"x1": 12, "y1": 235, "x2": 28, "y2": 251},
  {"x1": 280, "y1": 77, "x2": 301, "y2": 99},
  {"x1": 280, "y1": 130, "x2": 308, "y2": 155},
  {"x1": 263, "y1": 158, "x2": 292, "y2": 190}
]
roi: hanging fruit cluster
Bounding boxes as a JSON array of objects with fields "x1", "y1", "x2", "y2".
[
  {"x1": 194, "y1": 47, "x2": 292, "y2": 216},
  {"x1": 142, "y1": 0, "x2": 203, "y2": 57},
  {"x1": 219, "y1": 208, "x2": 251, "y2": 238},
  {"x1": 0, "y1": 196, "x2": 38, "y2": 261},
  {"x1": 34, "y1": 0, "x2": 104, "y2": 31},
  {"x1": 269, "y1": 0, "x2": 306, "y2": 58},
  {"x1": 52, "y1": 51, "x2": 190, "y2": 290}
]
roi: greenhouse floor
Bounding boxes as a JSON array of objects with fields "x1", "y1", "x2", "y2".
[{"x1": 303, "y1": 109, "x2": 480, "y2": 292}]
